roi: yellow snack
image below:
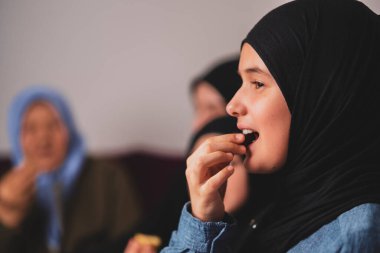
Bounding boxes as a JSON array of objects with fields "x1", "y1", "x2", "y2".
[{"x1": 134, "y1": 233, "x2": 162, "y2": 248}]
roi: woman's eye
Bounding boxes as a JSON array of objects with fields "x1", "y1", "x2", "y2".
[{"x1": 251, "y1": 81, "x2": 264, "y2": 89}]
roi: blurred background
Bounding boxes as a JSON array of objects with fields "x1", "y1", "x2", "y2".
[{"x1": 1, "y1": 0, "x2": 379, "y2": 156}]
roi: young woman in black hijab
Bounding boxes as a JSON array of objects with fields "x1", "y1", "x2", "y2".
[{"x1": 162, "y1": 0, "x2": 380, "y2": 252}]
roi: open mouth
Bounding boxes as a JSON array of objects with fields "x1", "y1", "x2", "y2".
[{"x1": 242, "y1": 129, "x2": 259, "y2": 147}]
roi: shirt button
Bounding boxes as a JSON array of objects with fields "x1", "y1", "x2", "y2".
[{"x1": 250, "y1": 219, "x2": 258, "y2": 229}]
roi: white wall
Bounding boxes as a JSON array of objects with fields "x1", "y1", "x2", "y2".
[{"x1": 1, "y1": 0, "x2": 379, "y2": 156}]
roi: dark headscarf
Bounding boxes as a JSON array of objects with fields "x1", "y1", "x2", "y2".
[
  {"x1": 191, "y1": 57, "x2": 241, "y2": 103},
  {"x1": 239, "y1": 0, "x2": 380, "y2": 252}
]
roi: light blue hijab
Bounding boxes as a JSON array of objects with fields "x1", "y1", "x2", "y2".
[{"x1": 8, "y1": 86, "x2": 85, "y2": 252}]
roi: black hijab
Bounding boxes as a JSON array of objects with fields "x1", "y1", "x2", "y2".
[
  {"x1": 191, "y1": 57, "x2": 241, "y2": 103},
  {"x1": 239, "y1": 0, "x2": 380, "y2": 252}
]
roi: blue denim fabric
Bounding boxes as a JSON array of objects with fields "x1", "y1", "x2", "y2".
[
  {"x1": 161, "y1": 203, "x2": 380, "y2": 253},
  {"x1": 289, "y1": 203, "x2": 380, "y2": 253},
  {"x1": 161, "y1": 202, "x2": 236, "y2": 253}
]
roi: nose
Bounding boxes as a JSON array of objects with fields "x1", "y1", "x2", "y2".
[{"x1": 226, "y1": 88, "x2": 246, "y2": 118}]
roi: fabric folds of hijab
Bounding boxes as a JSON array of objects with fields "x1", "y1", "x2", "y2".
[
  {"x1": 8, "y1": 86, "x2": 85, "y2": 252},
  {"x1": 191, "y1": 57, "x2": 242, "y2": 103},
  {"x1": 240, "y1": 0, "x2": 380, "y2": 252},
  {"x1": 187, "y1": 115, "x2": 239, "y2": 154}
]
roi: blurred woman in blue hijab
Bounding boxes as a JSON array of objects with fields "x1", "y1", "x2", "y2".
[{"x1": 0, "y1": 86, "x2": 141, "y2": 253}]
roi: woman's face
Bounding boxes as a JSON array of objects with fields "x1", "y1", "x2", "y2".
[
  {"x1": 21, "y1": 101, "x2": 69, "y2": 172},
  {"x1": 191, "y1": 82, "x2": 226, "y2": 133},
  {"x1": 227, "y1": 43, "x2": 291, "y2": 173}
]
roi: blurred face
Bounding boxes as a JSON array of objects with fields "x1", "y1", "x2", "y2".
[
  {"x1": 192, "y1": 82, "x2": 226, "y2": 133},
  {"x1": 21, "y1": 102, "x2": 69, "y2": 172},
  {"x1": 227, "y1": 43, "x2": 291, "y2": 173}
]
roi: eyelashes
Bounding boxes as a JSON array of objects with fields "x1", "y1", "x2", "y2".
[{"x1": 251, "y1": 81, "x2": 265, "y2": 89}]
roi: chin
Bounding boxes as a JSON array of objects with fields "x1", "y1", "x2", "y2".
[{"x1": 35, "y1": 161, "x2": 60, "y2": 172}]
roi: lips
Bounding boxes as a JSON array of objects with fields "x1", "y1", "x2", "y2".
[{"x1": 35, "y1": 147, "x2": 54, "y2": 157}]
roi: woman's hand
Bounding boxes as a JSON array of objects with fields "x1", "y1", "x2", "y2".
[
  {"x1": 0, "y1": 163, "x2": 37, "y2": 228},
  {"x1": 186, "y1": 133, "x2": 246, "y2": 222}
]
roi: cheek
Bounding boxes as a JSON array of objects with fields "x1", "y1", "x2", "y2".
[
  {"x1": 255, "y1": 97, "x2": 291, "y2": 166},
  {"x1": 54, "y1": 132, "x2": 69, "y2": 157},
  {"x1": 21, "y1": 135, "x2": 36, "y2": 156},
  {"x1": 198, "y1": 104, "x2": 226, "y2": 121},
  {"x1": 268, "y1": 101, "x2": 291, "y2": 165},
  {"x1": 257, "y1": 94, "x2": 290, "y2": 132}
]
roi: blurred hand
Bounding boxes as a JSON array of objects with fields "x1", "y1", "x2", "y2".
[
  {"x1": 185, "y1": 133, "x2": 246, "y2": 222},
  {"x1": 0, "y1": 162, "x2": 38, "y2": 228},
  {"x1": 124, "y1": 237, "x2": 157, "y2": 253}
]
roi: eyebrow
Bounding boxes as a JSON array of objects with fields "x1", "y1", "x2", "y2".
[{"x1": 238, "y1": 67, "x2": 268, "y2": 76}]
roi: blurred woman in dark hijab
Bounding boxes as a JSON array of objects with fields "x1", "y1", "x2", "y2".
[{"x1": 190, "y1": 57, "x2": 241, "y2": 133}]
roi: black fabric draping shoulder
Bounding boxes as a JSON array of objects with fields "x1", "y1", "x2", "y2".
[{"x1": 238, "y1": 0, "x2": 380, "y2": 252}]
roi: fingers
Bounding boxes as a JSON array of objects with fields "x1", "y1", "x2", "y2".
[
  {"x1": 189, "y1": 151, "x2": 233, "y2": 180},
  {"x1": 211, "y1": 133, "x2": 245, "y2": 144},
  {"x1": 188, "y1": 133, "x2": 245, "y2": 164},
  {"x1": 203, "y1": 165, "x2": 234, "y2": 194},
  {"x1": 197, "y1": 134, "x2": 246, "y2": 154},
  {"x1": 124, "y1": 238, "x2": 157, "y2": 253},
  {"x1": 124, "y1": 238, "x2": 138, "y2": 253},
  {"x1": 18, "y1": 171, "x2": 37, "y2": 190},
  {"x1": 9, "y1": 168, "x2": 36, "y2": 195},
  {"x1": 18, "y1": 184, "x2": 36, "y2": 203},
  {"x1": 200, "y1": 141, "x2": 246, "y2": 155},
  {"x1": 185, "y1": 133, "x2": 246, "y2": 222},
  {"x1": 19, "y1": 159, "x2": 40, "y2": 177},
  {"x1": 187, "y1": 136, "x2": 245, "y2": 182},
  {"x1": 0, "y1": 167, "x2": 36, "y2": 210},
  {"x1": 141, "y1": 246, "x2": 156, "y2": 253}
]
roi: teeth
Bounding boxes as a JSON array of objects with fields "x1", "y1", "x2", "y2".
[{"x1": 242, "y1": 129, "x2": 253, "y2": 135}]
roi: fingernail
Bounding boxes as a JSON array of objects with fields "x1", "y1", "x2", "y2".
[{"x1": 235, "y1": 134, "x2": 243, "y2": 140}]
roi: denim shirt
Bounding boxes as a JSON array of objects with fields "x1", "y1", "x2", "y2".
[{"x1": 161, "y1": 202, "x2": 380, "y2": 253}]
